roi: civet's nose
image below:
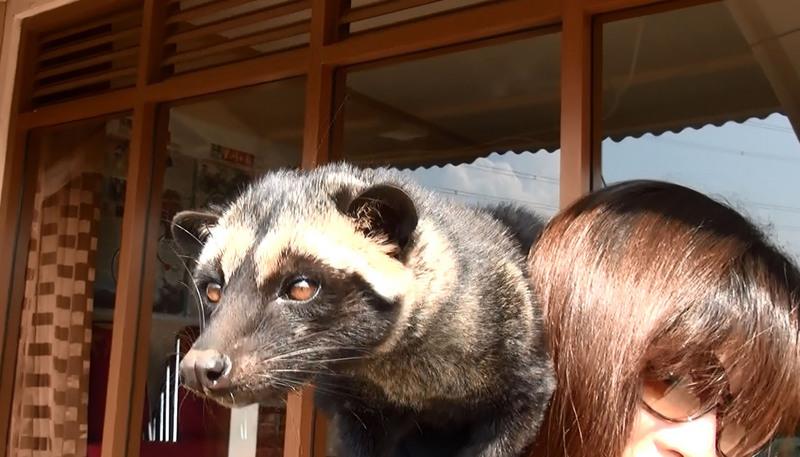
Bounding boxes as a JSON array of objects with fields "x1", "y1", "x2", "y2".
[{"x1": 180, "y1": 349, "x2": 232, "y2": 392}]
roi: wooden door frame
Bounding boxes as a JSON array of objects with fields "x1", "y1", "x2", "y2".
[{"x1": 0, "y1": 0, "x2": 702, "y2": 456}]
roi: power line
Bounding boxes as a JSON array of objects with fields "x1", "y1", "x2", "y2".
[
  {"x1": 431, "y1": 186, "x2": 558, "y2": 211},
  {"x1": 647, "y1": 136, "x2": 800, "y2": 163},
  {"x1": 439, "y1": 192, "x2": 558, "y2": 213},
  {"x1": 465, "y1": 163, "x2": 559, "y2": 185},
  {"x1": 744, "y1": 199, "x2": 800, "y2": 215},
  {"x1": 743, "y1": 120, "x2": 796, "y2": 134}
]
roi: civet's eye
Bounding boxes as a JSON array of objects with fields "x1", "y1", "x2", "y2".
[
  {"x1": 283, "y1": 278, "x2": 320, "y2": 302},
  {"x1": 206, "y1": 282, "x2": 222, "y2": 303}
]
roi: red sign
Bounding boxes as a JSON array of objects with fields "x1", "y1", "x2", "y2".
[{"x1": 211, "y1": 144, "x2": 255, "y2": 168}]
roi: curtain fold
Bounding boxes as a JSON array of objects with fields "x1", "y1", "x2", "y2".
[{"x1": 9, "y1": 171, "x2": 103, "y2": 457}]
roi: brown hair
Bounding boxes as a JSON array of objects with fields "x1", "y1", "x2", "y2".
[{"x1": 529, "y1": 180, "x2": 800, "y2": 457}]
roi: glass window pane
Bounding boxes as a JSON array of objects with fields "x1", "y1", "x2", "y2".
[
  {"x1": 8, "y1": 114, "x2": 131, "y2": 456},
  {"x1": 164, "y1": 0, "x2": 311, "y2": 76},
  {"x1": 143, "y1": 77, "x2": 304, "y2": 457},
  {"x1": 347, "y1": 0, "x2": 497, "y2": 34},
  {"x1": 600, "y1": 1, "x2": 800, "y2": 264},
  {"x1": 327, "y1": 30, "x2": 560, "y2": 455},
  {"x1": 341, "y1": 31, "x2": 561, "y2": 218}
]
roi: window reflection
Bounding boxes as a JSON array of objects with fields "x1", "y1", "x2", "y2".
[
  {"x1": 8, "y1": 115, "x2": 131, "y2": 457},
  {"x1": 143, "y1": 78, "x2": 304, "y2": 457},
  {"x1": 328, "y1": 28, "x2": 561, "y2": 456},
  {"x1": 600, "y1": 1, "x2": 800, "y2": 264},
  {"x1": 341, "y1": 31, "x2": 561, "y2": 216}
]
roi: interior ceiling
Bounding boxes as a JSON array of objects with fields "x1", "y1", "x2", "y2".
[{"x1": 170, "y1": 0, "x2": 800, "y2": 169}]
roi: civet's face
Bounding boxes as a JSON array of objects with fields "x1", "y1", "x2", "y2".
[{"x1": 175, "y1": 173, "x2": 418, "y2": 406}]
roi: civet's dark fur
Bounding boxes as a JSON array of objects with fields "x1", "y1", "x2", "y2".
[{"x1": 173, "y1": 163, "x2": 554, "y2": 457}]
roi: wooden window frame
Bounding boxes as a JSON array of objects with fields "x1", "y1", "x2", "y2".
[{"x1": 0, "y1": 0, "x2": 696, "y2": 456}]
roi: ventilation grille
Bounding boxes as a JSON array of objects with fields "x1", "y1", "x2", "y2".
[
  {"x1": 344, "y1": 0, "x2": 498, "y2": 33},
  {"x1": 162, "y1": 0, "x2": 312, "y2": 76},
  {"x1": 32, "y1": 7, "x2": 142, "y2": 107}
]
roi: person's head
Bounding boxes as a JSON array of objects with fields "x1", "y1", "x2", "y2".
[{"x1": 529, "y1": 180, "x2": 800, "y2": 457}]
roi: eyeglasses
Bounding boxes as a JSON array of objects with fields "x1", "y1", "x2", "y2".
[{"x1": 641, "y1": 373, "x2": 750, "y2": 457}]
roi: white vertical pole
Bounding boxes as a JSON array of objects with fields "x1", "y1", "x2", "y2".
[
  {"x1": 164, "y1": 365, "x2": 171, "y2": 441},
  {"x1": 159, "y1": 391, "x2": 165, "y2": 441},
  {"x1": 228, "y1": 403, "x2": 259, "y2": 457},
  {"x1": 173, "y1": 338, "x2": 180, "y2": 442}
]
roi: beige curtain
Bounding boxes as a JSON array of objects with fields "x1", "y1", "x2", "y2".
[{"x1": 8, "y1": 167, "x2": 103, "y2": 456}]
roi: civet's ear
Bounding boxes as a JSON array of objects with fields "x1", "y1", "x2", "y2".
[
  {"x1": 345, "y1": 184, "x2": 418, "y2": 253},
  {"x1": 171, "y1": 210, "x2": 220, "y2": 256}
]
